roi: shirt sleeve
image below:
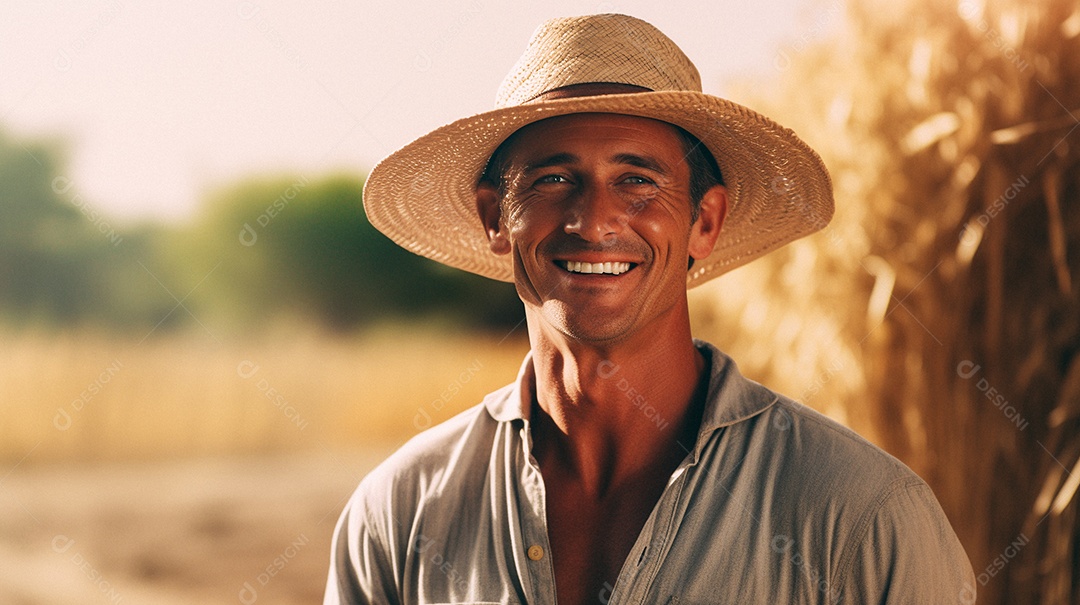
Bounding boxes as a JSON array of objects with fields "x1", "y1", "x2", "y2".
[
  {"x1": 833, "y1": 478, "x2": 977, "y2": 605},
  {"x1": 323, "y1": 491, "x2": 401, "y2": 605}
]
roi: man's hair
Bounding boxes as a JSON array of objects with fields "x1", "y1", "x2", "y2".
[
  {"x1": 678, "y1": 127, "x2": 725, "y2": 223},
  {"x1": 479, "y1": 122, "x2": 724, "y2": 223}
]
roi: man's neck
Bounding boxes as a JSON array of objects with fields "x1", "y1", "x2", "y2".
[{"x1": 526, "y1": 310, "x2": 709, "y2": 499}]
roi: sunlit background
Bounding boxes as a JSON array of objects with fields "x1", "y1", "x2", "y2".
[{"x1": 2, "y1": 0, "x2": 1078, "y2": 603}]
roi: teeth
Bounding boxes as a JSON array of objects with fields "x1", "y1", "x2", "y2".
[{"x1": 563, "y1": 261, "x2": 632, "y2": 275}]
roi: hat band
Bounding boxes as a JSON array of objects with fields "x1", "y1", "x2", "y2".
[{"x1": 525, "y1": 82, "x2": 653, "y2": 104}]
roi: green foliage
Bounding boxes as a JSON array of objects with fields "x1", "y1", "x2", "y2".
[
  {"x1": 0, "y1": 130, "x2": 115, "y2": 325},
  {"x1": 186, "y1": 172, "x2": 522, "y2": 330},
  {"x1": 0, "y1": 129, "x2": 522, "y2": 333}
]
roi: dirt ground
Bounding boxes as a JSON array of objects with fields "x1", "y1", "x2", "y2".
[{"x1": 0, "y1": 445, "x2": 398, "y2": 604}]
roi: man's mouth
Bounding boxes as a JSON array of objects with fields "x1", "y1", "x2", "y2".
[{"x1": 556, "y1": 260, "x2": 635, "y2": 275}]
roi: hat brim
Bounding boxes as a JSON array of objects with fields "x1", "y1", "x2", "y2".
[{"x1": 362, "y1": 90, "x2": 833, "y2": 288}]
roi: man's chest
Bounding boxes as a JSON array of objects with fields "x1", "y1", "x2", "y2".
[{"x1": 542, "y1": 475, "x2": 668, "y2": 605}]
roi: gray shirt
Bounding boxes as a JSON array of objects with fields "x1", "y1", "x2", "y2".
[{"x1": 325, "y1": 341, "x2": 975, "y2": 604}]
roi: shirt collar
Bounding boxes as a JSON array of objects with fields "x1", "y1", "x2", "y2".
[
  {"x1": 482, "y1": 340, "x2": 778, "y2": 437},
  {"x1": 694, "y1": 339, "x2": 780, "y2": 434},
  {"x1": 483, "y1": 350, "x2": 536, "y2": 424}
]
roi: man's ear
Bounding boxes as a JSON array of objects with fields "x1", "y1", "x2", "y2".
[
  {"x1": 476, "y1": 182, "x2": 511, "y2": 255},
  {"x1": 688, "y1": 184, "x2": 728, "y2": 261}
]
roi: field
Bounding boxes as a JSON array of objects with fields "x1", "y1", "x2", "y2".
[{"x1": 0, "y1": 326, "x2": 530, "y2": 604}]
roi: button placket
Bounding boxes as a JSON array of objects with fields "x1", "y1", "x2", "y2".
[
  {"x1": 520, "y1": 425, "x2": 558, "y2": 605},
  {"x1": 610, "y1": 460, "x2": 693, "y2": 605}
]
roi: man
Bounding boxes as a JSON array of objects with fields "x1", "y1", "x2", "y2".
[{"x1": 326, "y1": 14, "x2": 975, "y2": 604}]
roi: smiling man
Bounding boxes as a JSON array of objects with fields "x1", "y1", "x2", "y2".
[{"x1": 325, "y1": 14, "x2": 975, "y2": 605}]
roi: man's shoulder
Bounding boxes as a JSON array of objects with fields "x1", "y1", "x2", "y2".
[
  {"x1": 761, "y1": 395, "x2": 975, "y2": 597},
  {"x1": 347, "y1": 383, "x2": 513, "y2": 511},
  {"x1": 765, "y1": 390, "x2": 916, "y2": 472},
  {"x1": 700, "y1": 342, "x2": 918, "y2": 490},
  {"x1": 742, "y1": 389, "x2": 930, "y2": 510},
  {"x1": 679, "y1": 352, "x2": 975, "y2": 601}
]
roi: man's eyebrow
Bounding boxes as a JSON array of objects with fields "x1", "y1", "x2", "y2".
[
  {"x1": 521, "y1": 153, "x2": 579, "y2": 172},
  {"x1": 611, "y1": 153, "x2": 668, "y2": 174},
  {"x1": 517, "y1": 152, "x2": 670, "y2": 174}
]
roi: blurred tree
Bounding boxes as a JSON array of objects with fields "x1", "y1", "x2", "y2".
[
  {"x1": 0, "y1": 129, "x2": 185, "y2": 331},
  {"x1": 0, "y1": 129, "x2": 522, "y2": 334},
  {"x1": 0, "y1": 130, "x2": 91, "y2": 323},
  {"x1": 183, "y1": 173, "x2": 522, "y2": 332}
]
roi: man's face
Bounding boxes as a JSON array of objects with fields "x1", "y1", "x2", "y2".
[{"x1": 478, "y1": 112, "x2": 725, "y2": 344}]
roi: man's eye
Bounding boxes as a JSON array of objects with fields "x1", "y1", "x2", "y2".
[
  {"x1": 623, "y1": 176, "x2": 654, "y2": 185},
  {"x1": 536, "y1": 174, "x2": 569, "y2": 184}
]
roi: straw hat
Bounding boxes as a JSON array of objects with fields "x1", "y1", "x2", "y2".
[{"x1": 362, "y1": 13, "x2": 833, "y2": 287}]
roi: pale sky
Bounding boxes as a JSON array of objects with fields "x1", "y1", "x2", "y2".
[{"x1": 1, "y1": 0, "x2": 843, "y2": 223}]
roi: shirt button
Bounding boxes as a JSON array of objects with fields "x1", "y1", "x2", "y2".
[{"x1": 527, "y1": 545, "x2": 544, "y2": 561}]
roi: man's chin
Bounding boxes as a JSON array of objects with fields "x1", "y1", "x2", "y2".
[{"x1": 537, "y1": 301, "x2": 636, "y2": 345}]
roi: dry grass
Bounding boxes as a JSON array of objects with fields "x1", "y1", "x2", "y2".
[
  {"x1": 0, "y1": 325, "x2": 530, "y2": 604},
  {"x1": 691, "y1": 1, "x2": 1080, "y2": 603},
  {"x1": 0, "y1": 324, "x2": 530, "y2": 465}
]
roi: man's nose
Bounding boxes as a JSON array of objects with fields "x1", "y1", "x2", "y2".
[{"x1": 563, "y1": 185, "x2": 626, "y2": 242}]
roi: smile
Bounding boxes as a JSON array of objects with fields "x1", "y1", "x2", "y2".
[{"x1": 556, "y1": 260, "x2": 634, "y2": 275}]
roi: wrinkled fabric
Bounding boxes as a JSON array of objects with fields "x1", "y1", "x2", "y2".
[{"x1": 325, "y1": 341, "x2": 975, "y2": 604}]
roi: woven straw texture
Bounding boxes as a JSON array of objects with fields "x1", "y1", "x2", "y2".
[
  {"x1": 496, "y1": 14, "x2": 702, "y2": 106},
  {"x1": 363, "y1": 14, "x2": 834, "y2": 288}
]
